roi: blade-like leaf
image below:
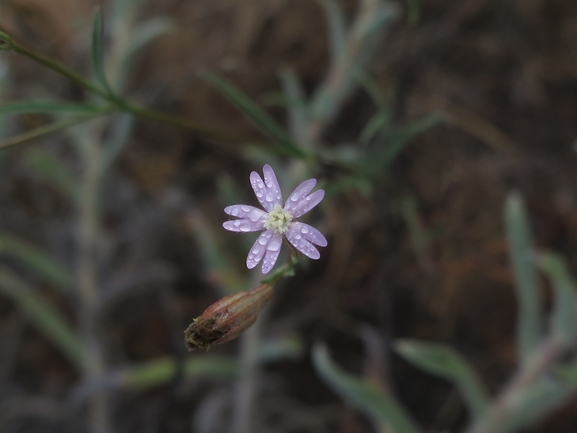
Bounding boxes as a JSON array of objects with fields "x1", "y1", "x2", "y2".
[
  {"x1": 27, "y1": 148, "x2": 80, "y2": 202},
  {"x1": 537, "y1": 252, "x2": 577, "y2": 343},
  {"x1": 279, "y1": 68, "x2": 308, "y2": 143},
  {"x1": 380, "y1": 116, "x2": 441, "y2": 168},
  {"x1": 396, "y1": 340, "x2": 489, "y2": 420},
  {"x1": 0, "y1": 267, "x2": 85, "y2": 371},
  {"x1": 313, "y1": 343, "x2": 420, "y2": 433},
  {"x1": 0, "y1": 231, "x2": 73, "y2": 294},
  {"x1": 201, "y1": 71, "x2": 307, "y2": 158},
  {"x1": 122, "y1": 356, "x2": 238, "y2": 388},
  {"x1": 91, "y1": 10, "x2": 116, "y2": 97},
  {"x1": 0, "y1": 101, "x2": 103, "y2": 116},
  {"x1": 0, "y1": 109, "x2": 115, "y2": 151},
  {"x1": 319, "y1": 0, "x2": 347, "y2": 64},
  {"x1": 505, "y1": 193, "x2": 542, "y2": 362}
]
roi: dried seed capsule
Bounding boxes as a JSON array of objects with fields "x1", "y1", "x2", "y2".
[{"x1": 184, "y1": 283, "x2": 273, "y2": 351}]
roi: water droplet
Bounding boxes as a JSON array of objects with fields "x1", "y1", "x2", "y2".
[
  {"x1": 265, "y1": 191, "x2": 274, "y2": 202},
  {"x1": 258, "y1": 237, "x2": 268, "y2": 245},
  {"x1": 305, "y1": 196, "x2": 311, "y2": 201},
  {"x1": 241, "y1": 205, "x2": 251, "y2": 212},
  {"x1": 252, "y1": 246, "x2": 260, "y2": 254},
  {"x1": 256, "y1": 190, "x2": 264, "y2": 198},
  {"x1": 233, "y1": 220, "x2": 241, "y2": 227},
  {"x1": 248, "y1": 209, "x2": 261, "y2": 221},
  {"x1": 290, "y1": 194, "x2": 299, "y2": 202},
  {"x1": 268, "y1": 238, "x2": 281, "y2": 251},
  {"x1": 301, "y1": 225, "x2": 309, "y2": 234},
  {"x1": 240, "y1": 224, "x2": 251, "y2": 232}
]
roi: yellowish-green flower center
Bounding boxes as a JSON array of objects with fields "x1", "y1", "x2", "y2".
[{"x1": 264, "y1": 204, "x2": 292, "y2": 233}]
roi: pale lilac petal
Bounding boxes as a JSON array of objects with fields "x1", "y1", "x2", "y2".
[
  {"x1": 224, "y1": 204, "x2": 267, "y2": 224},
  {"x1": 285, "y1": 225, "x2": 320, "y2": 260},
  {"x1": 247, "y1": 230, "x2": 273, "y2": 269},
  {"x1": 284, "y1": 179, "x2": 317, "y2": 213},
  {"x1": 288, "y1": 222, "x2": 327, "y2": 247},
  {"x1": 290, "y1": 189, "x2": 325, "y2": 218},
  {"x1": 250, "y1": 166, "x2": 282, "y2": 212},
  {"x1": 263, "y1": 164, "x2": 283, "y2": 204},
  {"x1": 261, "y1": 231, "x2": 283, "y2": 274},
  {"x1": 223, "y1": 219, "x2": 264, "y2": 232}
]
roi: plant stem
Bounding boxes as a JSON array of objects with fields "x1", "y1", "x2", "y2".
[
  {"x1": 77, "y1": 128, "x2": 112, "y2": 433},
  {"x1": 6, "y1": 35, "x2": 241, "y2": 143}
]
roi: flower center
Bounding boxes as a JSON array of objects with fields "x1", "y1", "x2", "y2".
[{"x1": 264, "y1": 204, "x2": 292, "y2": 233}]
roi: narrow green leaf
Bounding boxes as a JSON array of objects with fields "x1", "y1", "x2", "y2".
[
  {"x1": 201, "y1": 71, "x2": 307, "y2": 158},
  {"x1": 280, "y1": 68, "x2": 308, "y2": 143},
  {"x1": 27, "y1": 149, "x2": 80, "y2": 202},
  {"x1": 91, "y1": 10, "x2": 116, "y2": 97},
  {"x1": 0, "y1": 231, "x2": 73, "y2": 294},
  {"x1": 0, "y1": 101, "x2": 103, "y2": 116},
  {"x1": 396, "y1": 340, "x2": 489, "y2": 420},
  {"x1": 380, "y1": 116, "x2": 441, "y2": 167},
  {"x1": 505, "y1": 193, "x2": 542, "y2": 362},
  {"x1": 313, "y1": 343, "x2": 420, "y2": 433},
  {"x1": 0, "y1": 31, "x2": 14, "y2": 51},
  {"x1": 537, "y1": 252, "x2": 577, "y2": 343},
  {"x1": 319, "y1": 0, "x2": 347, "y2": 64},
  {"x1": 489, "y1": 379, "x2": 573, "y2": 433},
  {"x1": 127, "y1": 18, "x2": 173, "y2": 59},
  {"x1": 121, "y1": 356, "x2": 239, "y2": 388},
  {"x1": 0, "y1": 109, "x2": 115, "y2": 151},
  {"x1": 0, "y1": 267, "x2": 85, "y2": 371}
]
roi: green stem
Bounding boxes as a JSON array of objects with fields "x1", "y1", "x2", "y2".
[{"x1": 1, "y1": 31, "x2": 241, "y2": 143}]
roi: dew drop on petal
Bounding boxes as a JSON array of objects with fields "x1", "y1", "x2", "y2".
[
  {"x1": 301, "y1": 225, "x2": 309, "y2": 234},
  {"x1": 256, "y1": 190, "x2": 264, "y2": 198},
  {"x1": 252, "y1": 246, "x2": 260, "y2": 254},
  {"x1": 240, "y1": 224, "x2": 251, "y2": 232},
  {"x1": 265, "y1": 191, "x2": 275, "y2": 202},
  {"x1": 241, "y1": 205, "x2": 251, "y2": 212},
  {"x1": 233, "y1": 220, "x2": 241, "y2": 227},
  {"x1": 248, "y1": 209, "x2": 261, "y2": 221},
  {"x1": 268, "y1": 237, "x2": 281, "y2": 251},
  {"x1": 258, "y1": 237, "x2": 268, "y2": 246},
  {"x1": 290, "y1": 194, "x2": 299, "y2": 202}
]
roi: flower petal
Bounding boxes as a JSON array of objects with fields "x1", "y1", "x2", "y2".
[
  {"x1": 261, "y1": 231, "x2": 283, "y2": 274},
  {"x1": 224, "y1": 204, "x2": 267, "y2": 224},
  {"x1": 284, "y1": 179, "x2": 316, "y2": 213},
  {"x1": 288, "y1": 222, "x2": 327, "y2": 247},
  {"x1": 247, "y1": 230, "x2": 273, "y2": 269},
  {"x1": 223, "y1": 218, "x2": 265, "y2": 232},
  {"x1": 289, "y1": 189, "x2": 325, "y2": 218},
  {"x1": 285, "y1": 225, "x2": 321, "y2": 260},
  {"x1": 250, "y1": 165, "x2": 282, "y2": 212}
]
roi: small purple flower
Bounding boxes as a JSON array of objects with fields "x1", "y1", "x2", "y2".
[{"x1": 223, "y1": 165, "x2": 328, "y2": 274}]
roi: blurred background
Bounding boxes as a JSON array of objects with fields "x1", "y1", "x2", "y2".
[{"x1": 1, "y1": 0, "x2": 577, "y2": 432}]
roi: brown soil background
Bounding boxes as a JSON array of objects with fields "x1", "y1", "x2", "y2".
[{"x1": 1, "y1": 0, "x2": 577, "y2": 432}]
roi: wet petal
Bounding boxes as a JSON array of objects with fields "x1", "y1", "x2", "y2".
[
  {"x1": 290, "y1": 189, "x2": 325, "y2": 218},
  {"x1": 247, "y1": 230, "x2": 273, "y2": 269},
  {"x1": 261, "y1": 231, "x2": 283, "y2": 274},
  {"x1": 284, "y1": 179, "x2": 316, "y2": 213},
  {"x1": 250, "y1": 165, "x2": 282, "y2": 212},
  {"x1": 224, "y1": 204, "x2": 267, "y2": 223},
  {"x1": 223, "y1": 219, "x2": 264, "y2": 233},
  {"x1": 285, "y1": 225, "x2": 320, "y2": 260},
  {"x1": 288, "y1": 222, "x2": 327, "y2": 247}
]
